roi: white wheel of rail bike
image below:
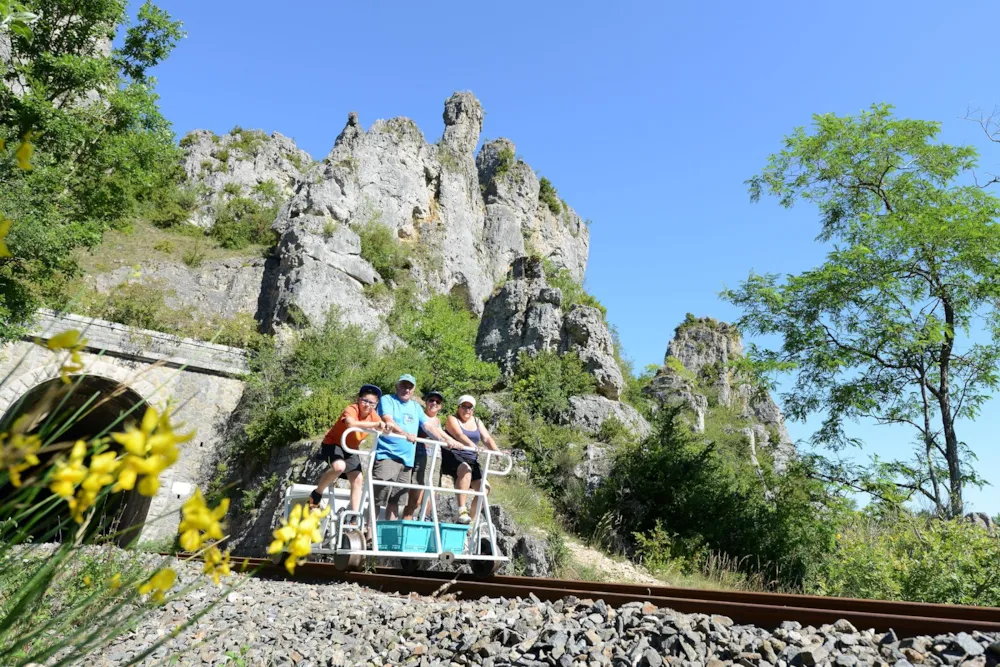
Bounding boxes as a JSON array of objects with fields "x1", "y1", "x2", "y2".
[{"x1": 279, "y1": 427, "x2": 514, "y2": 579}]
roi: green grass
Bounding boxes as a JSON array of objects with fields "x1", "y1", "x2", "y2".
[
  {"x1": 489, "y1": 473, "x2": 561, "y2": 534},
  {"x1": 72, "y1": 220, "x2": 268, "y2": 276}
]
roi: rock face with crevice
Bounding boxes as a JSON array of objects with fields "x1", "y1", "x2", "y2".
[{"x1": 644, "y1": 315, "x2": 796, "y2": 470}]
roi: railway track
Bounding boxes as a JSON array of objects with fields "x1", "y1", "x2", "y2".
[{"x1": 212, "y1": 556, "x2": 1000, "y2": 638}]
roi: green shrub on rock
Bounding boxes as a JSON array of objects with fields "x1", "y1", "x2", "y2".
[
  {"x1": 209, "y1": 197, "x2": 279, "y2": 249},
  {"x1": 355, "y1": 219, "x2": 410, "y2": 283}
]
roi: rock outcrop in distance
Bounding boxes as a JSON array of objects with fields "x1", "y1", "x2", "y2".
[
  {"x1": 475, "y1": 256, "x2": 649, "y2": 439},
  {"x1": 643, "y1": 315, "x2": 797, "y2": 471}
]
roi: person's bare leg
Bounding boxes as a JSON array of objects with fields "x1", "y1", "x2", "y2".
[
  {"x1": 347, "y1": 470, "x2": 363, "y2": 513},
  {"x1": 469, "y1": 479, "x2": 485, "y2": 522},
  {"x1": 455, "y1": 463, "x2": 472, "y2": 511},
  {"x1": 312, "y1": 460, "x2": 347, "y2": 499},
  {"x1": 402, "y1": 487, "x2": 423, "y2": 520}
]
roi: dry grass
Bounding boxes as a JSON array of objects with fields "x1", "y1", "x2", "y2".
[{"x1": 74, "y1": 220, "x2": 268, "y2": 275}]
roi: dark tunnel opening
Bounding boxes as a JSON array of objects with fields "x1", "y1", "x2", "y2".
[{"x1": 0, "y1": 375, "x2": 154, "y2": 547}]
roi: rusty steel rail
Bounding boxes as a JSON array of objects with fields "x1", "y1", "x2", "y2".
[{"x1": 198, "y1": 556, "x2": 1000, "y2": 638}]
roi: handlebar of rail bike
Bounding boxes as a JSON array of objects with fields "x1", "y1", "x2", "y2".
[{"x1": 339, "y1": 426, "x2": 514, "y2": 476}]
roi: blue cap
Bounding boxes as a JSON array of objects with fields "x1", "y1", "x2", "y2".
[
  {"x1": 359, "y1": 384, "x2": 382, "y2": 399},
  {"x1": 397, "y1": 374, "x2": 416, "y2": 386}
]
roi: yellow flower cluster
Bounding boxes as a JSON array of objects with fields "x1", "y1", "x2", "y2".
[
  {"x1": 268, "y1": 503, "x2": 329, "y2": 575},
  {"x1": 34, "y1": 329, "x2": 87, "y2": 383},
  {"x1": 0, "y1": 417, "x2": 41, "y2": 487},
  {"x1": 50, "y1": 440, "x2": 117, "y2": 522},
  {"x1": 138, "y1": 567, "x2": 176, "y2": 604},
  {"x1": 0, "y1": 215, "x2": 11, "y2": 259},
  {"x1": 177, "y1": 489, "x2": 232, "y2": 586},
  {"x1": 47, "y1": 406, "x2": 189, "y2": 522},
  {"x1": 202, "y1": 545, "x2": 232, "y2": 586},
  {"x1": 112, "y1": 406, "x2": 190, "y2": 497},
  {"x1": 1, "y1": 134, "x2": 35, "y2": 171}
]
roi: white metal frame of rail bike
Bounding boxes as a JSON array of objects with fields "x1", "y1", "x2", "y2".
[{"x1": 279, "y1": 426, "x2": 514, "y2": 578}]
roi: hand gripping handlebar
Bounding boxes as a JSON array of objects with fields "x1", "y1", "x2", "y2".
[{"x1": 339, "y1": 427, "x2": 514, "y2": 476}]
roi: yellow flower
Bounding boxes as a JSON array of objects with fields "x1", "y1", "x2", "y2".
[
  {"x1": 177, "y1": 489, "x2": 228, "y2": 552},
  {"x1": 138, "y1": 567, "x2": 176, "y2": 604},
  {"x1": 0, "y1": 216, "x2": 11, "y2": 259},
  {"x1": 1, "y1": 425, "x2": 42, "y2": 487},
  {"x1": 15, "y1": 134, "x2": 34, "y2": 171},
  {"x1": 267, "y1": 503, "x2": 329, "y2": 575},
  {"x1": 112, "y1": 406, "x2": 190, "y2": 497},
  {"x1": 109, "y1": 573, "x2": 122, "y2": 589},
  {"x1": 35, "y1": 329, "x2": 87, "y2": 383},
  {"x1": 83, "y1": 575, "x2": 92, "y2": 586},
  {"x1": 50, "y1": 440, "x2": 88, "y2": 498},
  {"x1": 202, "y1": 546, "x2": 232, "y2": 586},
  {"x1": 49, "y1": 441, "x2": 122, "y2": 522}
]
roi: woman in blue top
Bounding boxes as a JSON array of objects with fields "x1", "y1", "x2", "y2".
[{"x1": 443, "y1": 394, "x2": 499, "y2": 525}]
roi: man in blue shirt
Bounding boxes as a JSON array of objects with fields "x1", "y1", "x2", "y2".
[{"x1": 375, "y1": 374, "x2": 450, "y2": 520}]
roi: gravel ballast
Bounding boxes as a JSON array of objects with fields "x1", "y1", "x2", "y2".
[{"x1": 88, "y1": 559, "x2": 1000, "y2": 667}]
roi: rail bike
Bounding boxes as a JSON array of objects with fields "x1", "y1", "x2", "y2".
[{"x1": 280, "y1": 427, "x2": 513, "y2": 579}]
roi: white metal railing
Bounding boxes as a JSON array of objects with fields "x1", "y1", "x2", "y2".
[{"x1": 334, "y1": 426, "x2": 513, "y2": 560}]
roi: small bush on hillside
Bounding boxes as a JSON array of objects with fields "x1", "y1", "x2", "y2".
[
  {"x1": 511, "y1": 350, "x2": 595, "y2": 421},
  {"x1": 543, "y1": 260, "x2": 606, "y2": 318},
  {"x1": 179, "y1": 133, "x2": 197, "y2": 148},
  {"x1": 253, "y1": 179, "x2": 281, "y2": 200},
  {"x1": 223, "y1": 182, "x2": 242, "y2": 196},
  {"x1": 539, "y1": 177, "x2": 561, "y2": 215},
  {"x1": 210, "y1": 196, "x2": 279, "y2": 249},
  {"x1": 808, "y1": 513, "x2": 1000, "y2": 606},
  {"x1": 494, "y1": 146, "x2": 515, "y2": 179},
  {"x1": 144, "y1": 183, "x2": 200, "y2": 228},
  {"x1": 355, "y1": 219, "x2": 410, "y2": 283},
  {"x1": 230, "y1": 129, "x2": 266, "y2": 156},
  {"x1": 212, "y1": 147, "x2": 230, "y2": 163}
]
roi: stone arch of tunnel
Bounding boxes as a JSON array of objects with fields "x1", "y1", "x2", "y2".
[{"x1": 0, "y1": 374, "x2": 154, "y2": 547}]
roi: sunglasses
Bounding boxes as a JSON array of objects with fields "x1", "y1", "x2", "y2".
[
  {"x1": 359, "y1": 398, "x2": 378, "y2": 407},
  {"x1": 426, "y1": 398, "x2": 442, "y2": 405},
  {"x1": 459, "y1": 403, "x2": 474, "y2": 410}
]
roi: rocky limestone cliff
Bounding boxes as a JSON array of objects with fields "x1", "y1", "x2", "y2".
[
  {"x1": 644, "y1": 315, "x2": 796, "y2": 470},
  {"x1": 264, "y1": 92, "x2": 589, "y2": 333},
  {"x1": 179, "y1": 129, "x2": 311, "y2": 228},
  {"x1": 476, "y1": 257, "x2": 622, "y2": 398},
  {"x1": 475, "y1": 256, "x2": 649, "y2": 440}
]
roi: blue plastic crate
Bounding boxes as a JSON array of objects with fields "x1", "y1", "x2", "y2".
[
  {"x1": 438, "y1": 522, "x2": 470, "y2": 554},
  {"x1": 376, "y1": 520, "x2": 433, "y2": 553}
]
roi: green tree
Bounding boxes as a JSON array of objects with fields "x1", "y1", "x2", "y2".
[
  {"x1": 0, "y1": 0, "x2": 184, "y2": 340},
  {"x1": 723, "y1": 104, "x2": 1000, "y2": 518},
  {"x1": 394, "y1": 293, "x2": 500, "y2": 398}
]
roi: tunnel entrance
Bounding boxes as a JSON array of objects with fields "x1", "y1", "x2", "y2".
[{"x1": 0, "y1": 375, "x2": 154, "y2": 547}]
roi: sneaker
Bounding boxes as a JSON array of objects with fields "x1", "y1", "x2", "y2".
[
  {"x1": 457, "y1": 507, "x2": 471, "y2": 525},
  {"x1": 307, "y1": 490, "x2": 322, "y2": 510}
]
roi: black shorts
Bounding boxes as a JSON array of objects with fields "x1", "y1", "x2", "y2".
[
  {"x1": 440, "y1": 449, "x2": 481, "y2": 482},
  {"x1": 320, "y1": 443, "x2": 363, "y2": 475}
]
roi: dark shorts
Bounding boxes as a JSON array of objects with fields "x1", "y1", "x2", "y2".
[
  {"x1": 320, "y1": 443, "x2": 362, "y2": 475},
  {"x1": 411, "y1": 446, "x2": 430, "y2": 486},
  {"x1": 441, "y1": 449, "x2": 482, "y2": 482}
]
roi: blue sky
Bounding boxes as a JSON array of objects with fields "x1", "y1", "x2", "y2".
[{"x1": 145, "y1": 0, "x2": 1000, "y2": 513}]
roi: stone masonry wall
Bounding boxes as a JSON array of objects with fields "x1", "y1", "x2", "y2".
[{"x1": 0, "y1": 311, "x2": 248, "y2": 544}]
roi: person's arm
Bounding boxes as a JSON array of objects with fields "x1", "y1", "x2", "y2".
[
  {"x1": 379, "y1": 397, "x2": 416, "y2": 441},
  {"x1": 344, "y1": 409, "x2": 384, "y2": 431},
  {"x1": 476, "y1": 418, "x2": 499, "y2": 451},
  {"x1": 445, "y1": 416, "x2": 477, "y2": 450},
  {"x1": 424, "y1": 417, "x2": 461, "y2": 449}
]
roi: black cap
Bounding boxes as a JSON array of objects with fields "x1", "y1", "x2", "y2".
[
  {"x1": 424, "y1": 390, "x2": 444, "y2": 401},
  {"x1": 359, "y1": 384, "x2": 382, "y2": 399}
]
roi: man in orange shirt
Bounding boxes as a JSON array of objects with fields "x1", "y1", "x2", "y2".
[{"x1": 308, "y1": 384, "x2": 389, "y2": 516}]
